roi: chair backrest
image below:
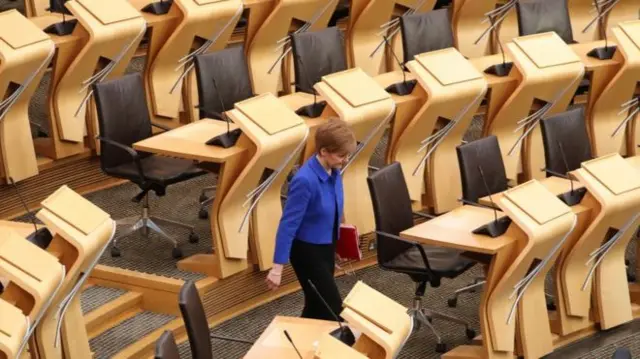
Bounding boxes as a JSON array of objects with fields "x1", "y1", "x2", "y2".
[
  {"x1": 93, "y1": 73, "x2": 153, "y2": 170},
  {"x1": 516, "y1": 0, "x2": 574, "y2": 44},
  {"x1": 194, "y1": 46, "x2": 253, "y2": 121},
  {"x1": 367, "y1": 162, "x2": 417, "y2": 266},
  {"x1": 179, "y1": 280, "x2": 212, "y2": 359},
  {"x1": 400, "y1": 8, "x2": 454, "y2": 64},
  {"x1": 154, "y1": 331, "x2": 181, "y2": 359},
  {"x1": 612, "y1": 348, "x2": 632, "y2": 359},
  {"x1": 540, "y1": 107, "x2": 592, "y2": 175},
  {"x1": 456, "y1": 136, "x2": 509, "y2": 203},
  {"x1": 290, "y1": 27, "x2": 348, "y2": 94}
]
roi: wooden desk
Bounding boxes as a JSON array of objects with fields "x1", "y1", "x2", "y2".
[
  {"x1": 134, "y1": 120, "x2": 250, "y2": 278},
  {"x1": 244, "y1": 316, "x2": 341, "y2": 359},
  {"x1": 0, "y1": 220, "x2": 37, "y2": 238},
  {"x1": 479, "y1": 176, "x2": 586, "y2": 207}
]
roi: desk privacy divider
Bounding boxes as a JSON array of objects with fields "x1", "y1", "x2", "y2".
[
  {"x1": 564, "y1": 154, "x2": 640, "y2": 332},
  {"x1": 33, "y1": 185, "x2": 115, "y2": 359},
  {"x1": 0, "y1": 10, "x2": 54, "y2": 183},
  {"x1": 399, "y1": 48, "x2": 487, "y2": 214},
  {"x1": 146, "y1": 0, "x2": 242, "y2": 124},
  {"x1": 487, "y1": 32, "x2": 584, "y2": 183},
  {"x1": 486, "y1": 180, "x2": 575, "y2": 359},
  {"x1": 220, "y1": 93, "x2": 308, "y2": 276},
  {"x1": 0, "y1": 298, "x2": 28, "y2": 359},
  {"x1": 314, "y1": 68, "x2": 395, "y2": 235}
]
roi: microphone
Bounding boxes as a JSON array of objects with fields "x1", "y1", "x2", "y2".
[
  {"x1": 587, "y1": 0, "x2": 617, "y2": 60},
  {"x1": 283, "y1": 330, "x2": 303, "y2": 359},
  {"x1": 483, "y1": 14, "x2": 514, "y2": 77},
  {"x1": 379, "y1": 35, "x2": 417, "y2": 96},
  {"x1": 293, "y1": 53, "x2": 327, "y2": 118},
  {"x1": 204, "y1": 74, "x2": 242, "y2": 148},
  {"x1": 554, "y1": 141, "x2": 587, "y2": 206},
  {"x1": 43, "y1": 0, "x2": 78, "y2": 36},
  {"x1": 307, "y1": 279, "x2": 355, "y2": 346},
  {"x1": 142, "y1": 0, "x2": 173, "y2": 15},
  {"x1": 8, "y1": 177, "x2": 53, "y2": 249},
  {"x1": 471, "y1": 165, "x2": 512, "y2": 238}
]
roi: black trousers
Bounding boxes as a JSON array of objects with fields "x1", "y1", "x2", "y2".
[{"x1": 290, "y1": 239, "x2": 343, "y2": 321}]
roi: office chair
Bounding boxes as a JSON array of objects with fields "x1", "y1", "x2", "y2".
[
  {"x1": 367, "y1": 162, "x2": 476, "y2": 353},
  {"x1": 400, "y1": 8, "x2": 454, "y2": 64},
  {"x1": 155, "y1": 331, "x2": 181, "y2": 359},
  {"x1": 612, "y1": 348, "x2": 632, "y2": 359},
  {"x1": 193, "y1": 46, "x2": 254, "y2": 219},
  {"x1": 179, "y1": 281, "x2": 252, "y2": 359},
  {"x1": 328, "y1": 0, "x2": 350, "y2": 27},
  {"x1": 290, "y1": 26, "x2": 348, "y2": 94},
  {"x1": 516, "y1": 0, "x2": 575, "y2": 44},
  {"x1": 93, "y1": 73, "x2": 204, "y2": 259}
]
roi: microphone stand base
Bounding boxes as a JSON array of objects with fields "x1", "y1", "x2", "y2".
[
  {"x1": 587, "y1": 46, "x2": 617, "y2": 60},
  {"x1": 385, "y1": 80, "x2": 418, "y2": 96},
  {"x1": 330, "y1": 327, "x2": 356, "y2": 346},
  {"x1": 295, "y1": 101, "x2": 327, "y2": 118},
  {"x1": 205, "y1": 128, "x2": 242, "y2": 148},
  {"x1": 557, "y1": 187, "x2": 587, "y2": 206},
  {"x1": 484, "y1": 62, "x2": 514, "y2": 77},
  {"x1": 44, "y1": 19, "x2": 78, "y2": 36},
  {"x1": 26, "y1": 228, "x2": 54, "y2": 249},
  {"x1": 141, "y1": 1, "x2": 173, "y2": 14},
  {"x1": 472, "y1": 216, "x2": 512, "y2": 238}
]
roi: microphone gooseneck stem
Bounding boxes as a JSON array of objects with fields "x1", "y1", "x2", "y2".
[
  {"x1": 382, "y1": 35, "x2": 408, "y2": 86},
  {"x1": 209, "y1": 75, "x2": 230, "y2": 135},
  {"x1": 557, "y1": 141, "x2": 574, "y2": 194},
  {"x1": 307, "y1": 279, "x2": 344, "y2": 329},
  {"x1": 478, "y1": 165, "x2": 498, "y2": 224}
]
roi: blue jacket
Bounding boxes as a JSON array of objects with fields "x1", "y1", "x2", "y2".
[{"x1": 273, "y1": 155, "x2": 344, "y2": 265}]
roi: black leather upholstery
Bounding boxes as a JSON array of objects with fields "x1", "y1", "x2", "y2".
[
  {"x1": 155, "y1": 331, "x2": 181, "y2": 359},
  {"x1": 93, "y1": 73, "x2": 204, "y2": 195},
  {"x1": 516, "y1": 0, "x2": 575, "y2": 44},
  {"x1": 456, "y1": 136, "x2": 509, "y2": 203},
  {"x1": 612, "y1": 348, "x2": 632, "y2": 359},
  {"x1": 329, "y1": 0, "x2": 350, "y2": 26},
  {"x1": 179, "y1": 280, "x2": 212, "y2": 359},
  {"x1": 540, "y1": 107, "x2": 592, "y2": 175},
  {"x1": 400, "y1": 8, "x2": 454, "y2": 63},
  {"x1": 367, "y1": 162, "x2": 474, "y2": 285},
  {"x1": 434, "y1": 0, "x2": 452, "y2": 9},
  {"x1": 194, "y1": 46, "x2": 253, "y2": 121},
  {"x1": 291, "y1": 27, "x2": 347, "y2": 94}
]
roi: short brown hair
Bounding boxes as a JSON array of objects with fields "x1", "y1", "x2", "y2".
[{"x1": 315, "y1": 118, "x2": 356, "y2": 155}]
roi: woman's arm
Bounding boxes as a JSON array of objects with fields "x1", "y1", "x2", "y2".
[{"x1": 273, "y1": 176, "x2": 312, "y2": 265}]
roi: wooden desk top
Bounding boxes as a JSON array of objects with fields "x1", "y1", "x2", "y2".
[
  {"x1": 570, "y1": 41, "x2": 620, "y2": 71},
  {"x1": 373, "y1": 70, "x2": 424, "y2": 105},
  {"x1": 626, "y1": 155, "x2": 640, "y2": 172},
  {"x1": 244, "y1": 316, "x2": 341, "y2": 359},
  {"x1": 400, "y1": 205, "x2": 516, "y2": 255},
  {"x1": 479, "y1": 176, "x2": 586, "y2": 208},
  {"x1": 0, "y1": 220, "x2": 37, "y2": 238},
  {"x1": 133, "y1": 119, "x2": 247, "y2": 163},
  {"x1": 469, "y1": 54, "x2": 519, "y2": 86}
]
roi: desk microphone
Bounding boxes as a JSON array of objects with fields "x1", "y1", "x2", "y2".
[
  {"x1": 294, "y1": 53, "x2": 327, "y2": 118},
  {"x1": 43, "y1": 0, "x2": 78, "y2": 36},
  {"x1": 471, "y1": 165, "x2": 511, "y2": 238},
  {"x1": 379, "y1": 35, "x2": 417, "y2": 96},
  {"x1": 483, "y1": 13, "x2": 513, "y2": 77},
  {"x1": 307, "y1": 279, "x2": 355, "y2": 346},
  {"x1": 554, "y1": 141, "x2": 587, "y2": 206},
  {"x1": 205, "y1": 74, "x2": 242, "y2": 148},
  {"x1": 587, "y1": 0, "x2": 617, "y2": 60},
  {"x1": 141, "y1": 0, "x2": 173, "y2": 15},
  {"x1": 283, "y1": 330, "x2": 303, "y2": 359},
  {"x1": 8, "y1": 177, "x2": 53, "y2": 249}
]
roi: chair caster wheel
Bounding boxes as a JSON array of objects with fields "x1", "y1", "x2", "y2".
[
  {"x1": 435, "y1": 343, "x2": 447, "y2": 353},
  {"x1": 172, "y1": 247, "x2": 183, "y2": 259},
  {"x1": 447, "y1": 298, "x2": 457, "y2": 308},
  {"x1": 466, "y1": 328, "x2": 476, "y2": 340},
  {"x1": 546, "y1": 302, "x2": 556, "y2": 311},
  {"x1": 111, "y1": 247, "x2": 121, "y2": 257},
  {"x1": 198, "y1": 208, "x2": 209, "y2": 219},
  {"x1": 627, "y1": 272, "x2": 636, "y2": 283},
  {"x1": 199, "y1": 194, "x2": 208, "y2": 202},
  {"x1": 189, "y1": 232, "x2": 199, "y2": 244}
]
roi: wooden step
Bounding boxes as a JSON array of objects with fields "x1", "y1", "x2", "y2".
[{"x1": 85, "y1": 291, "x2": 143, "y2": 339}]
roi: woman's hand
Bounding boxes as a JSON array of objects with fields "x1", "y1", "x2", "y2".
[{"x1": 266, "y1": 264, "x2": 284, "y2": 290}]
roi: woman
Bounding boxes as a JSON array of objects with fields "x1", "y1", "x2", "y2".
[{"x1": 265, "y1": 118, "x2": 356, "y2": 320}]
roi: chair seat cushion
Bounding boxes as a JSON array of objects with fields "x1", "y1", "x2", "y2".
[
  {"x1": 387, "y1": 244, "x2": 475, "y2": 278},
  {"x1": 106, "y1": 155, "x2": 205, "y2": 188}
]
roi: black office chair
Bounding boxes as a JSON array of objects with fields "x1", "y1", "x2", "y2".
[
  {"x1": 367, "y1": 162, "x2": 476, "y2": 353},
  {"x1": 612, "y1": 348, "x2": 633, "y2": 359},
  {"x1": 290, "y1": 26, "x2": 348, "y2": 95},
  {"x1": 154, "y1": 331, "x2": 181, "y2": 359},
  {"x1": 516, "y1": 0, "x2": 575, "y2": 44},
  {"x1": 193, "y1": 46, "x2": 254, "y2": 219},
  {"x1": 400, "y1": 8, "x2": 454, "y2": 64},
  {"x1": 328, "y1": 0, "x2": 350, "y2": 27},
  {"x1": 179, "y1": 281, "x2": 252, "y2": 359},
  {"x1": 93, "y1": 73, "x2": 204, "y2": 259},
  {"x1": 434, "y1": 0, "x2": 453, "y2": 9}
]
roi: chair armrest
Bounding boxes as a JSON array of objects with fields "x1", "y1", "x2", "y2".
[
  {"x1": 95, "y1": 136, "x2": 146, "y2": 182},
  {"x1": 375, "y1": 230, "x2": 432, "y2": 273},
  {"x1": 413, "y1": 211, "x2": 435, "y2": 219},
  {"x1": 151, "y1": 122, "x2": 171, "y2": 132}
]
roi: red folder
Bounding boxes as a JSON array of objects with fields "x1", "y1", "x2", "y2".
[{"x1": 336, "y1": 224, "x2": 362, "y2": 261}]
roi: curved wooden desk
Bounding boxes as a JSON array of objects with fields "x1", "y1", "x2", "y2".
[
  {"x1": 398, "y1": 48, "x2": 487, "y2": 214},
  {"x1": 0, "y1": 299, "x2": 28, "y2": 359},
  {"x1": 451, "y1": 0, "x2": 497, "y2": 58},
  {"x1": 605, "y1": 0, "x2": 639, "y2": 38},
  {"x1": 488, "y1": 32, "x2": 584, "y2": 183},
  {"x1": 246, "y1": 0, "x2": 337, "y2": 95},
  {"x1": 0, "y1": 11, "x2": 54, "y2": 183}
]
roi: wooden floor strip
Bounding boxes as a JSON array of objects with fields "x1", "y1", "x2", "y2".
[{"x1": 85, "y1": 292, "x2": 144, "y2": 339}]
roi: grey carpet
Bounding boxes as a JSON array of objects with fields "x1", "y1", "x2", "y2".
[{"x1": 81, "y1": 286, "x2": 127, "y2": 314}]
